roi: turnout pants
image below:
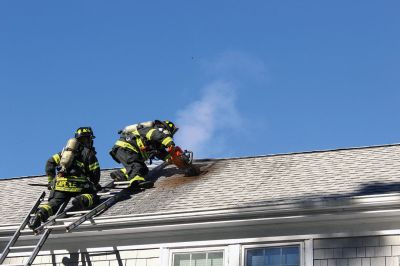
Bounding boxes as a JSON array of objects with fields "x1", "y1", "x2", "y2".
[
  {"x1": 38, "y1": 190, "x2": 98, "y2": 221},
  {"x1": 111, "y1": 147, "x2": 149, "y2": 181}
]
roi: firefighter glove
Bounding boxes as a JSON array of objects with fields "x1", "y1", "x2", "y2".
[
  {"x1": 47, "y1": 180, "x2": 55, "y2": 190},
  {"x1": 95, "y1": 183, "x2": 102, "y2": 192}
]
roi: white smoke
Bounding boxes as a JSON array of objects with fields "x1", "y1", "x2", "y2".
[
  {"x1": 175, "y1": 80, "x2": 242, "y2": 157},
  {"x1": 175, "y1": 51, "x2": 268, "y2": 158}
]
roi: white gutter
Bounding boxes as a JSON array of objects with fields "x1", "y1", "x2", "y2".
[{"x1": 1, "y1": 192, "x2": 400, "y2": 234}]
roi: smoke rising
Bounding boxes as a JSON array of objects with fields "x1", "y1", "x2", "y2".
[
  {"x1": 175, "y1": 51, "x2": 268, "y2": 158},
  {"x1": 175, "y1": 80, "x2": 242, "y2": 158}
]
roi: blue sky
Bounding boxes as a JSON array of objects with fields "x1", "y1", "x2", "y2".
[{"x1": 1, "y1": 1, "x2": 399, "y2": 178}]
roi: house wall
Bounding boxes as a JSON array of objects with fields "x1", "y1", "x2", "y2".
[
  {"x1": 2, "y1": 238, "x2": 310, "y2": 266},
  {"x1": 7, "y1": 235, "x2": 400, "y2": 266},
  {"x1": 6, "y1": 235, "x2": 400, "y2": 266},
  {"x1": 313, "y1": 235, "x2": 400, "y2": 266}
]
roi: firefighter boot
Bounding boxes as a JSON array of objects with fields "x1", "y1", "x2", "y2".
[
  {"x1": 110, "y1": 170, "x2": 126, "y2": 181},
  {"x1": 128, "y1": 177, "x2": 154, "y2": 190},
  {"x1": 138, "y1": 180, "x2": 154, "y2": 189},
  {"x1": 70, "y1": 196, "x2": 85, "y2": 212},
  {"x1": 28, "y1": 212, "x2": 44, "y2": 230}
]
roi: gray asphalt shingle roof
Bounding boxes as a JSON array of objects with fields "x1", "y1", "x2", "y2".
[{"x1": 1, "y1": 144, "x2": 400, "y2": 225}]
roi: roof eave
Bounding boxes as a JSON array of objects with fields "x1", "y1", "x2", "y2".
[{"x1": 2, "y1": 192, "x2": 400, "y2": 236}]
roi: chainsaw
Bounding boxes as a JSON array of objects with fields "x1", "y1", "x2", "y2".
[{"x1": 169, "y1": 147, "x2": 201, "y2": 176}]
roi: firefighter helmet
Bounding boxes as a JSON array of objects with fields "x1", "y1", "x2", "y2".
[
  {"x1": 75, "y1": 127, "x2": 95, "y2": 139},
  {"x1": 161, "y1": 120, "x2": 179, "y2": 135}
]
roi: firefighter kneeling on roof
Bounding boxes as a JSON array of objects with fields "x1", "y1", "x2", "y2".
[
  {"x1": 28, "y1": 127, "x2": 101, "y2": 230},
  {"x1": 109, "y1": 120, "x2": 184, "y2": 188}
]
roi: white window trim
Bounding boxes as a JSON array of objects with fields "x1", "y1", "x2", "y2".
[
  {"x1": 169, "y1": 246, "x2": 228, "y2": 266},
  {"x1": 241, "y1": 241, "x2": 305, "y2": 266}
]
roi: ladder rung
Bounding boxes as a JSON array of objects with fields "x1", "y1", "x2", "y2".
[
  {"x1": 45, "y1": 224, "x2": 68, "y2": 229},
  {"x1": 66, "y1": 210, "x2": 91, "y2": 215},
  {"x1": 20, "y1": 229, "x2": 35, "y2": 234},
  {"x1": 97, "y1": 191, "x2": 119, "y2": 196},
  {"x1": 9, "y1": 245, "x2": 36, "y2": 250},
  {"x1": 56, "y1": 217, "x2": 85, "y2": 222},
  {"x1": 2, "y1": 264, "x2": 26, "y2": 266}
]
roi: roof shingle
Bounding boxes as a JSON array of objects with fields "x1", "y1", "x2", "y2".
[{"x1": 1, "y1": 144, "x2": 400, "y2": 225}]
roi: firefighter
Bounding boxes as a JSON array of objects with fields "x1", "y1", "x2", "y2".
[
  {"x1": 109, "y1": 120, "x2": 181, "y2": 188},
  {"x1": 28, "y1": 127, "x2": 101, "y2": 229}
]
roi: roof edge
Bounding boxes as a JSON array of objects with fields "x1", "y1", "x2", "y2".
[
  {"x1": 2, "y1": 191, "x2": 400, "y2": 231},
  {"x1": 198, "y1": 142, "x2": 400, "y2": 161}
]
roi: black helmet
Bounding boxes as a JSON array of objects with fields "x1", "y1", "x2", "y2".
[
  {"x1": 158, "y1": 120, "x2": 179, "y2": 135},
  {"x1": 75, "y1": 127, "x2": 95, "y2": 139}
]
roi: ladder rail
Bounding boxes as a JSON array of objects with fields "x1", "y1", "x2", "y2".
[
  {"x1": 65, "y1": 185, "x2": 127, "y2": 232},
  {"x1": 0, "y1": 191, "x2": 46, "y2": 265},
  {"x1": 32, "y1": 180, "x2": 117, "y2": 235},
  {"x1": 2, "y1": 162, "x2": 169, "y2": 265},
  {"x1": 25, "y1": 199, "x2": 69, "y2": 266},
  {"x1": 31, "y1": 181, "x2": 118, "y2": 235},
  {"x1": 33, "y1": 207, "x2": 69, "y2": 235},
  {"x1": 65, "y1": 162, "x2": 168, "y2": 233}
]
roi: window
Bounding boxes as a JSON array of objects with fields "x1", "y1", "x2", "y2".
[
  {"x1": 173, "y1": 251, "x2": 224, "y2": 266},
  {"x1": 246, "y1": 245, "x2": 300, "y2": 266}
]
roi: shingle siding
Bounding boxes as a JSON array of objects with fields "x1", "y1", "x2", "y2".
[
  {"x1": 2, "y1": 248, "x2": 160, "y2": 266},
  {"x1": 314, "y1": 236, "x2": 400, "y2": 266}
]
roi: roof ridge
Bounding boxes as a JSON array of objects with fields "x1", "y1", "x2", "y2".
[{"x1": 201, "y1": 142, "x2": 400, "y2": 161}]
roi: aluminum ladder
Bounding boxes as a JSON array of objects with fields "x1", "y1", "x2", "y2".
[
  {"x1": 0, "y1": 192, "x2": 69, "y2": 266},
  {"x1": 0, "y1": 162, "x2": 167, "y2": 265}
]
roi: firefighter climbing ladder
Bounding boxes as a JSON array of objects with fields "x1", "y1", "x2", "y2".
[
  {"x1": 0, "y1": 162, "x2": 167, "y2": 266},
  {"x1": 0, "y1": 192, "x2": 69, "y2": 266}
]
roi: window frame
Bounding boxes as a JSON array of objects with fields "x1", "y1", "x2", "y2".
[
  {"x1": 169, "y1": 246, "x2": 228, "y2": 266},
  {"x1": 242, "y1": 242, "x2": 304, "y2": 266}
]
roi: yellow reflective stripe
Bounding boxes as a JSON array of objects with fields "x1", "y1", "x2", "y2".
[
  {"x1": 135, "y1": 138, "x2": 145, "y2": 150},
  {"x1": 89, "y1": 162, "x2": 100, "y2": 171},
  {"x1": 54, "y1": 176, "x2": 86, "y2": 192},
  {"x1": 146, "y1": 129, "x2": 156, "y2": 140},
  {"x1": 162, "y1": 137, "x2": 173, "y2": 146},
  {"x1": 131, "y1": 130, "x2": 141, "y2": 136},
  {"x1": 55, "y1": 177, "x2": 85, "y2": 192},
  {"x1": 131, "y1": 130, "x2": 145, "y2": 150},
  {"x1": 53, "y1": 154, "x2": 61, "y2": 164},
  {"x1": 40, "y1": 204, "x2": 53, "y2": 216},
  {"x1": 129, "y1": 175, "x2": 145, "y2": 184},
  {"x1": 76, "y1": 160, "x2": 85, "y2": 168},
  {"x1": 115, "y1": 140, "x2": 138, "y2": 153},
  {"x1": 135, "y1": 138, "x2": 148, "y2": 160},
  {"x1": 55, "y1": 187, "x2": 83, "y2": 192},
  {"x1": 56, "y1": 176, "x2": 87, "y2": 182},
  {"x1": 82, "y1": 194, "x2": 93, "y2": 207},
  {"x1": 120, "y1": 168, "x2": 129, "y2": 179}
]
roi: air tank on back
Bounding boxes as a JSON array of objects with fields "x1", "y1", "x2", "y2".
[{"x1": 59, "y1": 138, "x2": 79, "y2": 172}]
